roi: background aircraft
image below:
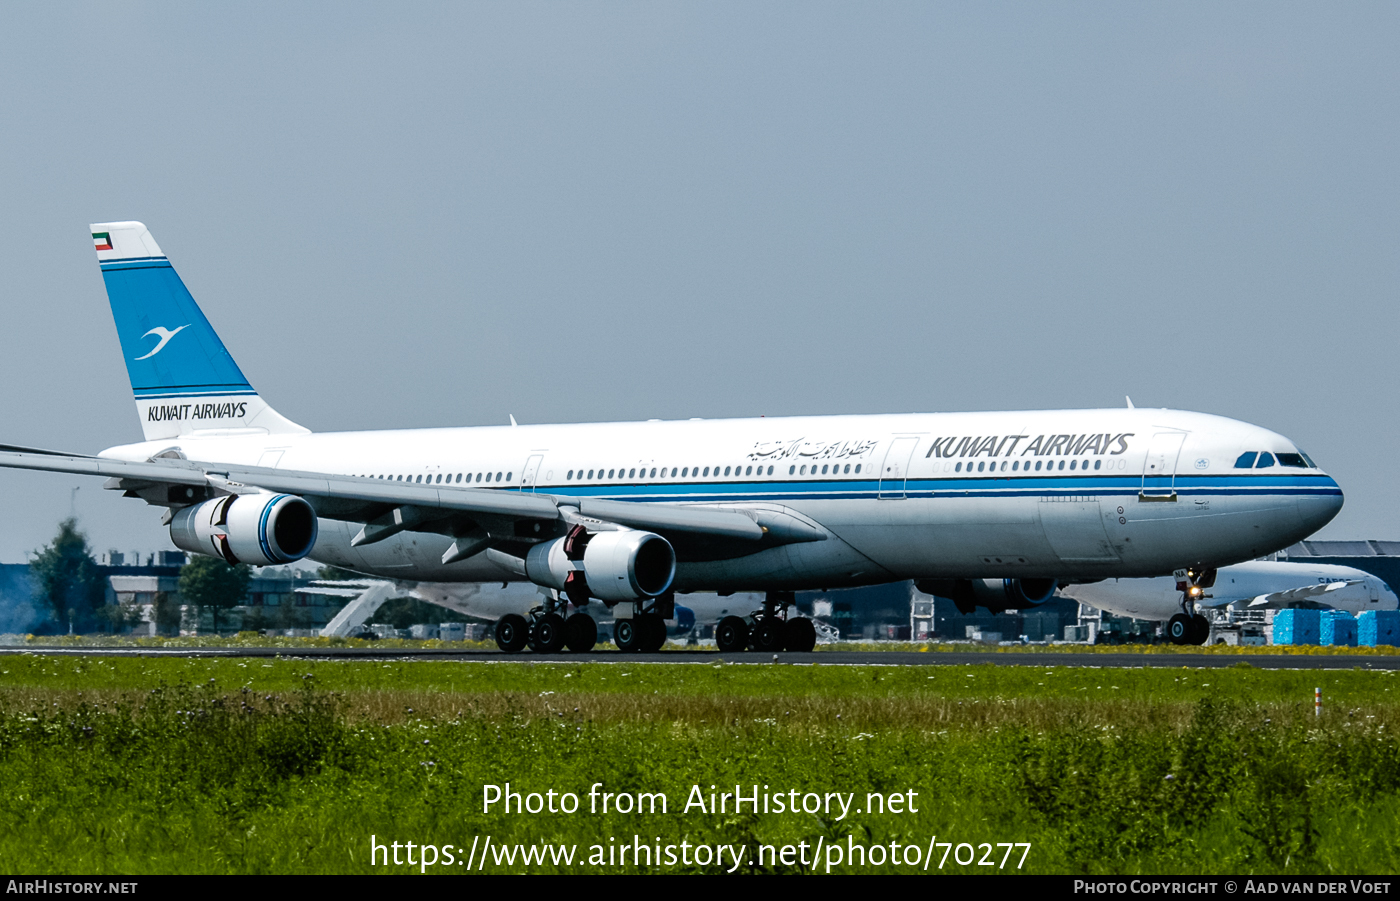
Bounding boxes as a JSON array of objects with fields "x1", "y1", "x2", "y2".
[{"x1": 1060, "y1": 559, "x2": 1397, "y2": 644}]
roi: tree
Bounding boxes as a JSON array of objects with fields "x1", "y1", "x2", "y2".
[
  {"x1": 178, "y1": 555, "x2": 250, "y2": 635},
  {"x1": 152, "y1": 590, "x2": 183, "y2": 637},
  {"x1": 30, "y1": 518, "x2": 105, "y2": 633}
]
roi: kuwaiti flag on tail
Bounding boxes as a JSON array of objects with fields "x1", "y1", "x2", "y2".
[{"x1": 92, "y1": 232, "x2": 112, "y2": 251}]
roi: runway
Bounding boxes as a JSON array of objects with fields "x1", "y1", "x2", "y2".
[{"x1": 3, "y1": 646, "x2": 1398, "y2": 670}]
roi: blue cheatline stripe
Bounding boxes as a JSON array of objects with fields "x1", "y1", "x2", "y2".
[
  {"x1": 99, "y1": 258, "x2": 170, "y2": 270},
  {"x1": 258, "y1": 495, "x2": 289, "y2": 562},
  {"x1": 135, "y1": 387, "x2": 259, "y2": 398},
  {"x1": 485, "y1": 471, "x2": 1341, "y2": 505}
]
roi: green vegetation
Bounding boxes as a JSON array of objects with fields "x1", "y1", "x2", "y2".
[
  {"x1": 178, "y1": 555, "x2": 251, "y2": 634},
  {"x1": 28, "y1": 517, "x2": 106, "y2": 633},
  {"x1": 1, "y1": 656, "x2": 1397, "y2": 874}
]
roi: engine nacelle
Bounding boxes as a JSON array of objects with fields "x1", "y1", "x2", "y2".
[
  {"x1": 170, "y1": 493, "x2": 319, "y2": 566},
  {"x1": 525, "y1": 528, "x2": 676, "y2": 603},
  {"x1": 915, "y1": 578, "x2": 1058, "y2": 614}
]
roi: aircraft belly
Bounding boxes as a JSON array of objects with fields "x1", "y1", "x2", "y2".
[{"x1": 790, "y1": 496, "x2": 1060, "y2": 578}]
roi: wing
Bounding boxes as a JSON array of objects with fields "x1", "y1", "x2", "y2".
[
  {"x1": 0, "y1": 446, "x2": 825, "y2": 563},
  {"x1": 1246, "y1": 580, "x2": 1363, "y2": 608}
]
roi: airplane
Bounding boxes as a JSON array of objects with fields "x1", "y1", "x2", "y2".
[
  {"x1": 1059, "y1": 560, "x2": 1398, "y2": 645},
  {"x1": 0, "y1": 221, "x2": 1344, "y2": 654}
]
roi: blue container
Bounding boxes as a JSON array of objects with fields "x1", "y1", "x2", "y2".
[
  {"x1": 1358, "y1": 610, "x2": 1400, "y2": 647},
  {"x1": 1320, "y1": 611, "x2": 1357, "y2": 647},
  {"x1": 1273, "y1": 609, "x2": 1321, "y2": 646}
]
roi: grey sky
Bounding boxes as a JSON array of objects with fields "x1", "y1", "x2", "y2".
[{"x1": 0, "y1": 3, "x2": 1395, "y2": 562}]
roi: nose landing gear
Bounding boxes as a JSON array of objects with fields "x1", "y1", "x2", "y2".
[{"x1": 1167, "y1": 567, "x2": 1215, "y2": 646}]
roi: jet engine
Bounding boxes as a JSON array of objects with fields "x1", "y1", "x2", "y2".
[
  {"x1": 169, "y1": 493, "x2": 319, "y2": 566},
  {"x1": 525, "y1": 527, "x2": 676, "y2": 603},
  {"x1": 915, "y1": 578, "x2": 1058, "y2": 614}
]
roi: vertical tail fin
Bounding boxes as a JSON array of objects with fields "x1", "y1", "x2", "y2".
[{"x1": 91, "y1": 221, "x2": 309, "y2": 441}]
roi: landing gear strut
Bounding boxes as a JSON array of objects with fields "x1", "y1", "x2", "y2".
[{"x1": 1167, "y1": 567, "x2": 1215, "y2": 646}]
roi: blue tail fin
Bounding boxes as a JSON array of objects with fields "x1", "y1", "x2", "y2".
[{"x1": 92, "y1": 221, "x2": 308, "y2": 441}]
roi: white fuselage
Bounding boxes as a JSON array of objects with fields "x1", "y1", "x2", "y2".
[
  {"x1": 1062, "y1": 560, "x2": 1396, "y2": 621},
  {"x1": 101, "y1": 407, "x2": 1342, "y2": 594}
]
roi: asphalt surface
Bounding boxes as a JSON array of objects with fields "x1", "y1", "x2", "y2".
[{"x1": 2, "y1": 646, "x2": 1398, "y2": 669}]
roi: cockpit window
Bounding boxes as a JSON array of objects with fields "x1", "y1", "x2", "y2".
[
  {"x1": 1255, "y1": 452, "x2": 1275, "y2": 468},
  {"x1": 1234, "y1": 452, "x2": 1257, "y2": 469},
  {"x1": 1276, "y1": 453, "x2": 1307, "y2": 468},
  {"x1": 1299, "y1": 450, "x2": 1317, "y2": 468}
]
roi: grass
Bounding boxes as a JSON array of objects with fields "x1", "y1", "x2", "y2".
[
  {"x1": 9, "y1": 632, "x2": 1400, "y2": 657},
  {"x1": 1, "y1": 656, "x2": 1397, "y2": 874}
]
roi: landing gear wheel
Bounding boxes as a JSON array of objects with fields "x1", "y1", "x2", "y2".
[
  {"x1": 716, "y1": 615, "x2": 749, "y2": 652},
  {"x1": 1190, "y1": 614, "x2": 1210, "y2": 646},
  {"x1": 784, "y1": 617, "x2": 817, "y2": 653},
  {"x1": 565, "y1": 613, "x2": 597, "y2": 653},
  {"x1": 495, "y1": 613, "x2": 529, "y2": 653},
  {"x1": 614, "y1": 618, "x2": 643, "y2": 652},
  {"x1": 529, "y1": 613, "x2": 567, "y2": 653},
  {"x1": 752, "y1": 619, "x2": 783, "y2": 652},
  {"x1": 638, "y1": 612, "x2": 667, "y2": 652},
  {"x1": 1166, "y1": 614, "x2": 1192, "y2": 646}
]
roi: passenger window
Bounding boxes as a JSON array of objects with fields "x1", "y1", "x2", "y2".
[
  {"x1": 1276, "y1": 453, "x2": 1307, "y2": 468},
  {"x1": 789, "y1": 465, "x2": 795, "y2": 475},
  {"x1": 1069, "y1": 460, "x2": 1076, "y2": 471},
  {"x1": 1094, "y1": 459, "x2": 1101, "y2": 470},
  {"x1": 843, "y1": 464, "x2": 850, "y2": 474},
  {"x1": 745, "y1": 466, "x2": 752, "y2": 476},
  {"x1": 607, "y1": 469, "x2": 615, "y2": 478},
  {"x1": 1000, "y1": 461, "x2": 1007, "y2": 472},
  {"x1": 1012, "y1": 461, "x2": 1019, "y2": 471},
  {"x1": 977, "y1": 462, "x2": 985, "y2": 472},
  {"x1": 855, "y1": 464, "x2": 861, "y2": 473},
  {"x1": 505, "y1": 472, "x2": 511, "y2": 482},
  {"x1": 703, "y1": 467, "x2": 709, "y2": 477},
  {"x1": 767, "y1": 465, "x2": 773, "y2": 475},
  {"x1": 822, "y1": 464, "x2": 829, "y2": 474},
  {"x1": 628, "y1": 468, "x2": 635, "y2": 478},
  {"x1": 724, "y1": 466, "x2": 731, "y2": 476},
  {"x1": 955, "y1": 462, "x2": 962, "y2": 472},
  {"x1": 1035, "y1": 461, "x2": 1042, "y2": 471},
  {"x1": 1255, "y1": 453, "x2": 1275, "y2": 469},
  {"x1": 673, "y1": 468, "x2": 679, "y2": 477},
  {"x1": 799, "y1": 465, "x2": 806, "y2": 475},
  {"x1": 1234, "y1": 452, "x2": 1258, "y2": 469}
]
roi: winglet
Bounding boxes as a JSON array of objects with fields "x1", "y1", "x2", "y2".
[{"x1": 1125, "y1": 396, "x2": 1135, "y2": 409}]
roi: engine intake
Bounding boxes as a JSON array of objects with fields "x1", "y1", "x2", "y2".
[
  {"x1": 915, "y1": 577, "x2": 1058, "y2": 614},
  {"x1": 525, "y1": 528, "x2": 676, "y2": 603},
  {"x1": 170, "y1": 493, "x2": 319, "y2": 566}
]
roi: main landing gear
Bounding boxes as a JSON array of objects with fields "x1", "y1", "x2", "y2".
[
  {"x1": 1166, "y1": 566, "x2": 1215, "y2": 646},
  {"x1": 495, "y1": 591, "x2": 599, "y2": 654},
  {"x1": 715, "y1": 591, "x2": 818, "y2": 654},
  {"x1": 612, "y1": 594, "x2": 671, "y2": 653}
]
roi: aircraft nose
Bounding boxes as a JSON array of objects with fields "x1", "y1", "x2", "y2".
[{"x1": 1297, "y1": 477, "x2": 1344, "y2": 534}]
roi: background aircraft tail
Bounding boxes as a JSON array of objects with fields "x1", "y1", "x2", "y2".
[{"x1": 91, "y1": 221, "x2": 309, "y2": 441}]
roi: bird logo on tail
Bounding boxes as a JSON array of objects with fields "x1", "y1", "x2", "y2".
[{"x1": 134, "y1": 324, "x2": 191, "y2": 361}]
